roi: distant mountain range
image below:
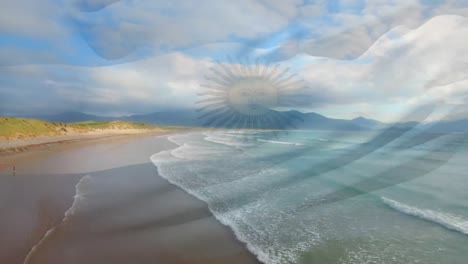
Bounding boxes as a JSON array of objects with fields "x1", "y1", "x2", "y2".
[
  {"x1": 21, "y1": 110, "x2": 468, "y2": 132},
  {"x1": 23, "y1": 110, "x2": 383, "y2": 130}
]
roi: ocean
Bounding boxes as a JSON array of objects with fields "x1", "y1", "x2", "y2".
[{"x1": 151, "y1": 129, "x2": 468, "y2": 264}]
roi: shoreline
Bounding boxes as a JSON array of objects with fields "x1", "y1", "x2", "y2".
[
  {"x1": 0, "y1": 130, "x2": 261, "y2": 264},
  {"x1": 152, "y1": 154, "x2": 265, "y2": 264},
  {"x1": 0, "y1": 129, "x2": 179, "y2": 156}
]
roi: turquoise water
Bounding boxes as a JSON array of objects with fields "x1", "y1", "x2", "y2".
[{"x1": 151, "y1": 130, "x2": 468, "y2": 264}]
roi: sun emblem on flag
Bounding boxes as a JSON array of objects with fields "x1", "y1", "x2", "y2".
[{"x1": 196, "y1": 58, "x2": 305, "y2": 130}]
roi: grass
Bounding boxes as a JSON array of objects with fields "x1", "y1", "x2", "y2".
[
  {"x1": 73, "y1": 120, "x2": 157, "y2": 130},
  {"x1": 0, "y1": 117, "x2": 164, "y2": 139}
]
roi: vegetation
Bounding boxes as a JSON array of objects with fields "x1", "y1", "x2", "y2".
[
  {"x1": 0, "y1": 117, "x2": 163, "y2": 139},
  {"x1": 73, "y1": 120, "x2": 157, "y2": 130}
]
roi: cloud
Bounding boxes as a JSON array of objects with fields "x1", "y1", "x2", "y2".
[
  {"x1": 290, "y1": 1, "x2": 426, "y2": 59},
  {"x1": 0, "y1": 0, "x2": 65, "y2": 37},
  {"x1": 0, "y1": 52, "x2": 212, "y2": 115},
  {"x1": 2, "y1": 0, "x2": 468, "y2": 65},
  {"x1": 73, "y1": 0, "x2": 121, "y2": 12},
  {"x1": 72, "y1": 0, "x2": 304, "y2": 60},
  {"x1": 293, "y1": 15, "x2": 468, "y2": 120},
  {"x1": 3, "y1": 15, "x2": 468, "y2": 121},
  {"x1": 1, "y1": 2, "x2": 468, "y2": 122},
  {"x1": 0, "y1": 0, "x2": 306, "y2": 65}
]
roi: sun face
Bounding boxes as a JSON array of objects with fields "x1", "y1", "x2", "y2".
[
  {"x1": 228, "y1": 78, "x2": 278, "y2": 116},
  {"x1": 196, "y1": 59, "x2": 304, "y2": 130}
]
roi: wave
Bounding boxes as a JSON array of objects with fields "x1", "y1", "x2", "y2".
[
  {"x1": 151, "y1": 150, "x2": 308, "y2": 264},
  {"x1": 204, "y1": 135, "x2": 256, "y2": 147},
  {"x1": 257, "y1": 139, "x2": 303, "y2": 146},
  {"x1": 150, "y1": 135, "x2": 313, "y2": 264},
  {"x1": 313, "y1": 138, "x2": 329, "y2": 142},
  {"x1": 223, "y1": 130, "x2": 259, "y2": 134},
  {"x1": 382, "y1": 197, "x2": 468, "y2": 235},
  {"x1": 24, "y1": 175, "x2": 92, "y2": 264},
  {"x1": 152, "y1": 132, "x2": 468, "y2": 264}
]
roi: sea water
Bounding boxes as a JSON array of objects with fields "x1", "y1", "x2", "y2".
[{"x1": 151, "y1": 130, "x2": 468, "y2": 264}]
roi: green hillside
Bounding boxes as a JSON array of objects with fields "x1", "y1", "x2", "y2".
[
  {"x1": 0, "y1": 117, "x2": 162, "y2": 139},
  {"x1": 72, "y1": 120, "x2": 157, "y2": 130}
]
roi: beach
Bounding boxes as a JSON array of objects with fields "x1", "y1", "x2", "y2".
[
  {"x1": 0, "y1": 131, "x2": 260, "y2": 264},
  {"x1": 0, "y1": 125, "x2": 174, "y2": 154},
  {"x1": 2, "y1": 129, "x2": 468, "y2": 264}
]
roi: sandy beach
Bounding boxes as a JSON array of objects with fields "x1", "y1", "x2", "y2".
[
  {"x1": 0, "y1": 132, "x2": 260, "y2": 264},
  {"x1": 0, "y1": 127, "x2": 174, "y2": 155}
]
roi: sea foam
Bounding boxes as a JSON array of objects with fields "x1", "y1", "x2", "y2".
[
  {"x1": 150, "y1": 131, "x2": 468, "y2": 264},
  {"x1": 382, "y1": 197, "x2": 468, "y2": 235},
  {"x1": 150, "y1": 134, "x2": 319, "y2": 264},
  {"x1": 257, "y1": 139, "x2": 304, "y2": 146},
  {"x1": 24, "y1": 175, "x2": 93, "y2": 264}
]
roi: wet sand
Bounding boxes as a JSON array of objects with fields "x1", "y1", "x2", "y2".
[{"x1": 0, "y1": 133, "x2": 260, "y2": 264}]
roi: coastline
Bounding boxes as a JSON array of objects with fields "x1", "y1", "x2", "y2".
[
  {"x1": 0, "y1": 128, "x2": 178, "y2": 155},
  {"x1": 0, "y1": 131, "x2": 261, "y2": 264}
]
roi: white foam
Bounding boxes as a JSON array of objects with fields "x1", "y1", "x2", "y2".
[
  {"x1": 64, "y1": 175, "x2": 93, "y2": 218},
  {"x1": 151, "y1": 151, "x2": 317, "y2": 264},
  {"x1": 150, "y1": 133, "x2": 318, "y2": 264},
  {"x1": 169, "y1": 143, "x2": 191, "y2": 160},
  {"x1": 214, "y1": 132, "x2": 257, "y2": 138},
  {"x1": 382, "y1": 197, "x2": 468, "y2": 235},
  {"x1": 257, "y1": 139, "x2": 303, "y2": 146},
  {"x1": 223, "y1": 130, "x2": 259, "y2": 134},
  {"x1": 204, "y1": 134, "x2": 255, "y2": 147},
  {"x1": 167, "y1": 133, "x2": 198, "y2": 146},
  {"x1": 155, "y1": 133, "x2": 438, "y2": 264},
  {"x1": 24, "y1": 175, "x2": 92, "y2": 264},
  {"x1": 315, "y1": 138, "x2": 329, "y2": 142}
]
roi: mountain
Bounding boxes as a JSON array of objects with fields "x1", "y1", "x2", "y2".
[
  {"x1": 27, "y1": 111, "x2": 113, "y2": 123},
  {"x1": 29, "y1": 110, "x2": 202, "y2": 127},
  {"x1": 17, "y1": 110, "x2": 468, "y2": 132},
  {"x1": 122, "y1": 111, "x2": 201, "y2": 126},
  {"x1": 20, "y1": 110, "x2": 387, "y2": 130},
  {"x1": 351, "y1": 116, "x2": 383, "y2": 129},
  {"x1": 424, "y1": 118, "x2": 468, "y2": 133},
  {"x1": 293, "y1": 112, "x2": 367, "y2": 130}
]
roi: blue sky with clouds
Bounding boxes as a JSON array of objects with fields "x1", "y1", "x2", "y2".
[{"x1": 1, "y1": 0, "x2": 468, "y2": 121}]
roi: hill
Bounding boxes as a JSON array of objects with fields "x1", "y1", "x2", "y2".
[
  {"x1": 26, "y1": 110, "x2": 384, "y2": 130},
  {"x1": 0, "y1": 117, "x2": 162, "y2": 140},
  {"x1": 21, "y1": 110, "x2": 468, "y2": 132}
]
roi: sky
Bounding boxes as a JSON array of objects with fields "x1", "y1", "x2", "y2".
[{"x1": 1, "y1": 0, "x2": 468, "y2": 122}]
